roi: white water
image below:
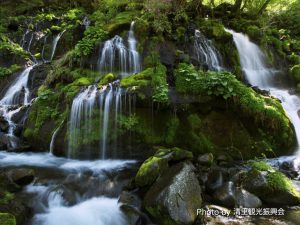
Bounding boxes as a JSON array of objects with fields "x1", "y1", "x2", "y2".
[
  {"x1": 194, "y1": 29, "x2": 223, "y2": 71},
  {"x1": 226, "y1": 28, "x2": 300, "y2": 157},
  {"x1": 0, "y1": 66, "x2": 33, "y2": 106},
  {"x1": 50, "y1": 30, "x2": 66, "y2": 61},
  {"x1": 98, "y1": 22, "x2": 141, "y2": 76},
  {"x1": 49, "y1": 127, "x2": 60, "y2": 154},
  {"x1": 68, "y1": 85, "x2": 98, "y2": 158},
  {"x1": 0, "y1": 151, "x2": 135, "y2": 225}
]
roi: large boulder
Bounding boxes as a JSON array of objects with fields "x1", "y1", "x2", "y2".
[
  {"x1": 6, "y1": 168, "x2": 35, "y2": 186},
  {"x1": 243, "y1": 166, "x2": 300, "y2": 206},
  {"x1": 135, "y1": 147, "x2": 193, "y2": 187},
  {"x1": 144, "y1": 162, "x2": 202, "y2": 225},
  {"x1": 0, "y1": 116, "x2": 9, "y2": 133}
]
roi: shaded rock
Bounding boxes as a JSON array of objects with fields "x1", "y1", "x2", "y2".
[
  {"x1": 0, "y1": 133, "x2": 9, "y2": 150},
  {"x1": 197, "y1": 153, "x2": 214, "y2": 166},
  {"x1": 0, "y1": 116, "x2": 9, "y2": 133},
  {"x1": 206, "y1": 169, "x2": 224, "y2": 193},
  {"x1": 243, "y1": 169, "x2": 300, "y2": 206},
  {"x1": 213, "y1": 181, "x2": 236, "y2": 208},
  {"x1": 144, "y1": 162, "x2": 202, "y2": 225},
  {"x1": 234, "y1": 188, "x2": 262, "y2": 208},
  {"x1": 6, "y1": 168, "x2": 35, "y2": 186},
  {"x1": 135, "y1": 147, "x2": 193, "y2": 187}
]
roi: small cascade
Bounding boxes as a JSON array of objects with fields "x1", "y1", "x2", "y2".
[
  {"x1": 98, "y1": 22, "x2": 141, "y2": 76},
  {"x1": 49, "y1": 126, "x2": 60, "y2": 154},
  {"x1": 194, "y1": 29, "x2": 223, "y2": 71},
  {"x1": 68, "y1": 85, "x2": 98, "y2": 158},
  {"x1": 226, "y1": 28, "x2": 300, "y2": 157},
  {"x1": 0, "y1": 26, "x2": 65, "y2": 151},
  {"x1": 82, "y1": 16, "x2": 91, "y2": 29},
  {"x1": 50, "y1": 30, "x2": 66, "y2": 61},
  {"x1": 0, "y1": 66, "x2": 34, "y2": 106}
]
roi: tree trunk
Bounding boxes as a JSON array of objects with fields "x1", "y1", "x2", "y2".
[{"x1": 257, "y1": 0, "x2": 272, "y2": 15}]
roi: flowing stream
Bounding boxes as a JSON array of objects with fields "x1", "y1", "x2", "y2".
[{"x1": 226, "y1": 28, "x2": 300, "y2": 161}]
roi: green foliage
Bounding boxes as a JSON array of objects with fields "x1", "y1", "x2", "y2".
[
  {"x1": 118, "y1": 114, "x2": 139, "y2": 131},
  {"x1": 175, "y1": 63, "x2": 294, "y2": 149},
  {"x1": 121, "y1": 64, "x2": 169, "y2": 103},
  {"x1": 0, "y1": 34, "x2": 29, "y2": 60},
  {"x1": 0, "y1": 64, "x2": 21, "y2": 79},
  {"x1": 249, "y1": 161, "x2": 274, "y2": 172},
  {"x1": 0, "y1": 213, "x2": 16, "y2": 225},
  {"x1": 74, "y1": 26, "x2": 107, "y2": 57},
  {"x1": 0, "y1": 192, "x2": 14, "y2": 205}
]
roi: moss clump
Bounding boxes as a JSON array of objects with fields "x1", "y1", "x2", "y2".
[
  {"x1": 135, "y1": 156, "x2": 168, "y2": 187},
  {"x1": 98, "y1": 73, "x2": 117, "y2": 87},
  {"x1": 0, "y1": 192, "x2": 14, "y2": 205},
  {"x1": 290, "y1": 64, "x2": 300, "y2": 81},
  {"x1": 0, "y1": 213, "x2": 16, "y2": 225},
  {"x1": 249, "y1": 161, "x2": 274, "y2": 172},
  {"x1": 121, "y1": 64, "x2": 169, "y2": 103},
  {"x1": 0, "y1": 64, "x2": 21, "y2": 79},
  {"x1": 135, "y1": 147, "x2": 193, "y2": 187},
  {"x1": 175, "y1": 63, "x2": 294, "y2": 152}
]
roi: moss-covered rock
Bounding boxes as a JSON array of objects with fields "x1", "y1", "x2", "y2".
[
  {"x1": 0, "y1": 213, "x2": 16, "y2": 225},
  {"x1": 290, "y1": 64, "x2": 300, "y2": 81},
  {"x1": 98, "y1": 73, "x2": 117, "y2": 87},
  {"x1": 135, "y1": 147, "x2": 193, "y2": 187},
  {"x1": 243, "y1": 161, "x2": 300, "y2": 206}
]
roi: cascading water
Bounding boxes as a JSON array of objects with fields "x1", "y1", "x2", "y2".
[
  {"x1": 194, "y1": 29, "x2": 223, "y2": 71},
  {"x1": 68, "y1": 22, "x2": 140, "y2": 159},
  {"x1": 0, "y1": 28, "x2": 65, "y2": 150},
  {"x1": 50, "y1": 30, "x2": 66, "y2": 61},
  {"x1": 98, "y1": 21, "x2": 141, "y2": 76},
  {"x1": 226, "y1": 28, "x2": 300, "y2": 158}
]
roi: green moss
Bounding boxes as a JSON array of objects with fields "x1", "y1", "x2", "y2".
[
  {"x1": 0, "y1": 213, "x2": 16, "y2": 225},
  {"x1": 175, "y1": 63, "x2": 294, "y2": 152},
  {"x1": 98, "y1": 73, "x2": 117, "y2": 87},
  {"x1": 250, "y1": 161, "x2": 274, "y2": 172},
  {"x1": 135, "y1": 156, "x2": 168, "y2": 187},
  {"x1": 0, "y1": 192, "x2": 14, "y2": 205},
  {"x1": 290, "y1": 65, "x2": 300, "y2": 81},
  {"x1": 107, "y1": 11, "x2": 138, "y2": 33},
  {"x1": 0, "y1": 64, "x2": 21, "y2": 79},
  {"x1": 165, "y1": 117, "x2": 179, "y2": 145},
  {"x1": 121, "y1": 64, "x2": 169, "y2": 103},
  {"x1": 73, "y1": 77, "x2": 92, "y2": 86},
  {"x1": 267, "y1": 171, "x2": 299, "y2": 197}
]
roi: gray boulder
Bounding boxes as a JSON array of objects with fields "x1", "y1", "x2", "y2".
[
  {"x1": 6, "y1": 168, "x2": 35, "y2": 186},
  {"x1": 144, "y1": 162, "x2": 202, "y2": 225}
]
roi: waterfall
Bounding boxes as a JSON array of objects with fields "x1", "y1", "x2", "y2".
[
  {"x1": 49, "y1": 126, "x2": 60, "y2": 154},
  {"x1": 98, "y1": 22, "x2": 141, "y2": 76},
  {"x1": 194, "y1": 29, "x2": 223, "y2": 71},
  {"x1": 226, "y1": 28, "x2": 300, "y2": 156},
  {"x1": 0, "y1": 66, "x2": 34, "y2": 106},
  {"x1": 68, "y1": 85, "x2": 98, "y2": 158},
  {"x1": 50, "y1": 30, "x2": 66, "y2": 61}
]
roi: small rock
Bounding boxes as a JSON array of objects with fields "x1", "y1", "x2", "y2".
[
  {"x1": 206, "y1": 169, "x2": 224, "y2": 192},
  {"x1": 0, "y1": 116, "x2": 9, "y2": 133},
  {"x1": 6, "y1": 168, "x2": 35, "y2": 186},
  {"x1": 235, "y1": 188, "x2": 262, "y2": 208},
  {"x1": 213, "y1": 181, "x2": 236, "y2": 208},
  {"x1": 197, "y1": 153, "x2": 214, "y2": 166}
]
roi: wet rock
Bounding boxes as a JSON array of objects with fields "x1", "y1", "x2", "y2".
[
  {"x1": 206, "y1": 169, "x2": 224, "y2": 193},
  {"x1": 135, "y1": 156, "x2": 168, "y2": 187},
  {"x1": 197, "y1": 153, "x2": 214, "y2": 166},
  {"x1": 0, "y1": 116, "x2": 9, "y2": 133},
  {"x1": 243, "y1": 170, "x2": 300, "y2": 206},
  {"x1": 234, "y1": 188, "x2": 262, "y2": 208},
  {"x1": 144, "y1": 162, "x2": 202, "y2": 225},
  {"x1": 6, "y1": 168, "x2": 35, "y2": 186},
  {"x1": 119, "y1": 191, "x2": 149, "y2": 225},
  {"x1": 213, "y1": 181, "x2": 236, "y2": 208},
  {"x1": 10, "y1": 106, "x2": 29, "y2": 124},
  {"x1": 0, "y1": 133, "x2": 8, "y2": 149},
  {"x1": 135, "y1": 147, "x2": 193, "y2": 187}
]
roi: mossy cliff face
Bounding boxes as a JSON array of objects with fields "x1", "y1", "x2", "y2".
[{"x1": 0, "y1": 0, "x2": 290, "y2": 159}]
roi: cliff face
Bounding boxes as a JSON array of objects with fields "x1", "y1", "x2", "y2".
[{"x1": 0, "y1": 1, "x2": 296, "y2": 160}]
